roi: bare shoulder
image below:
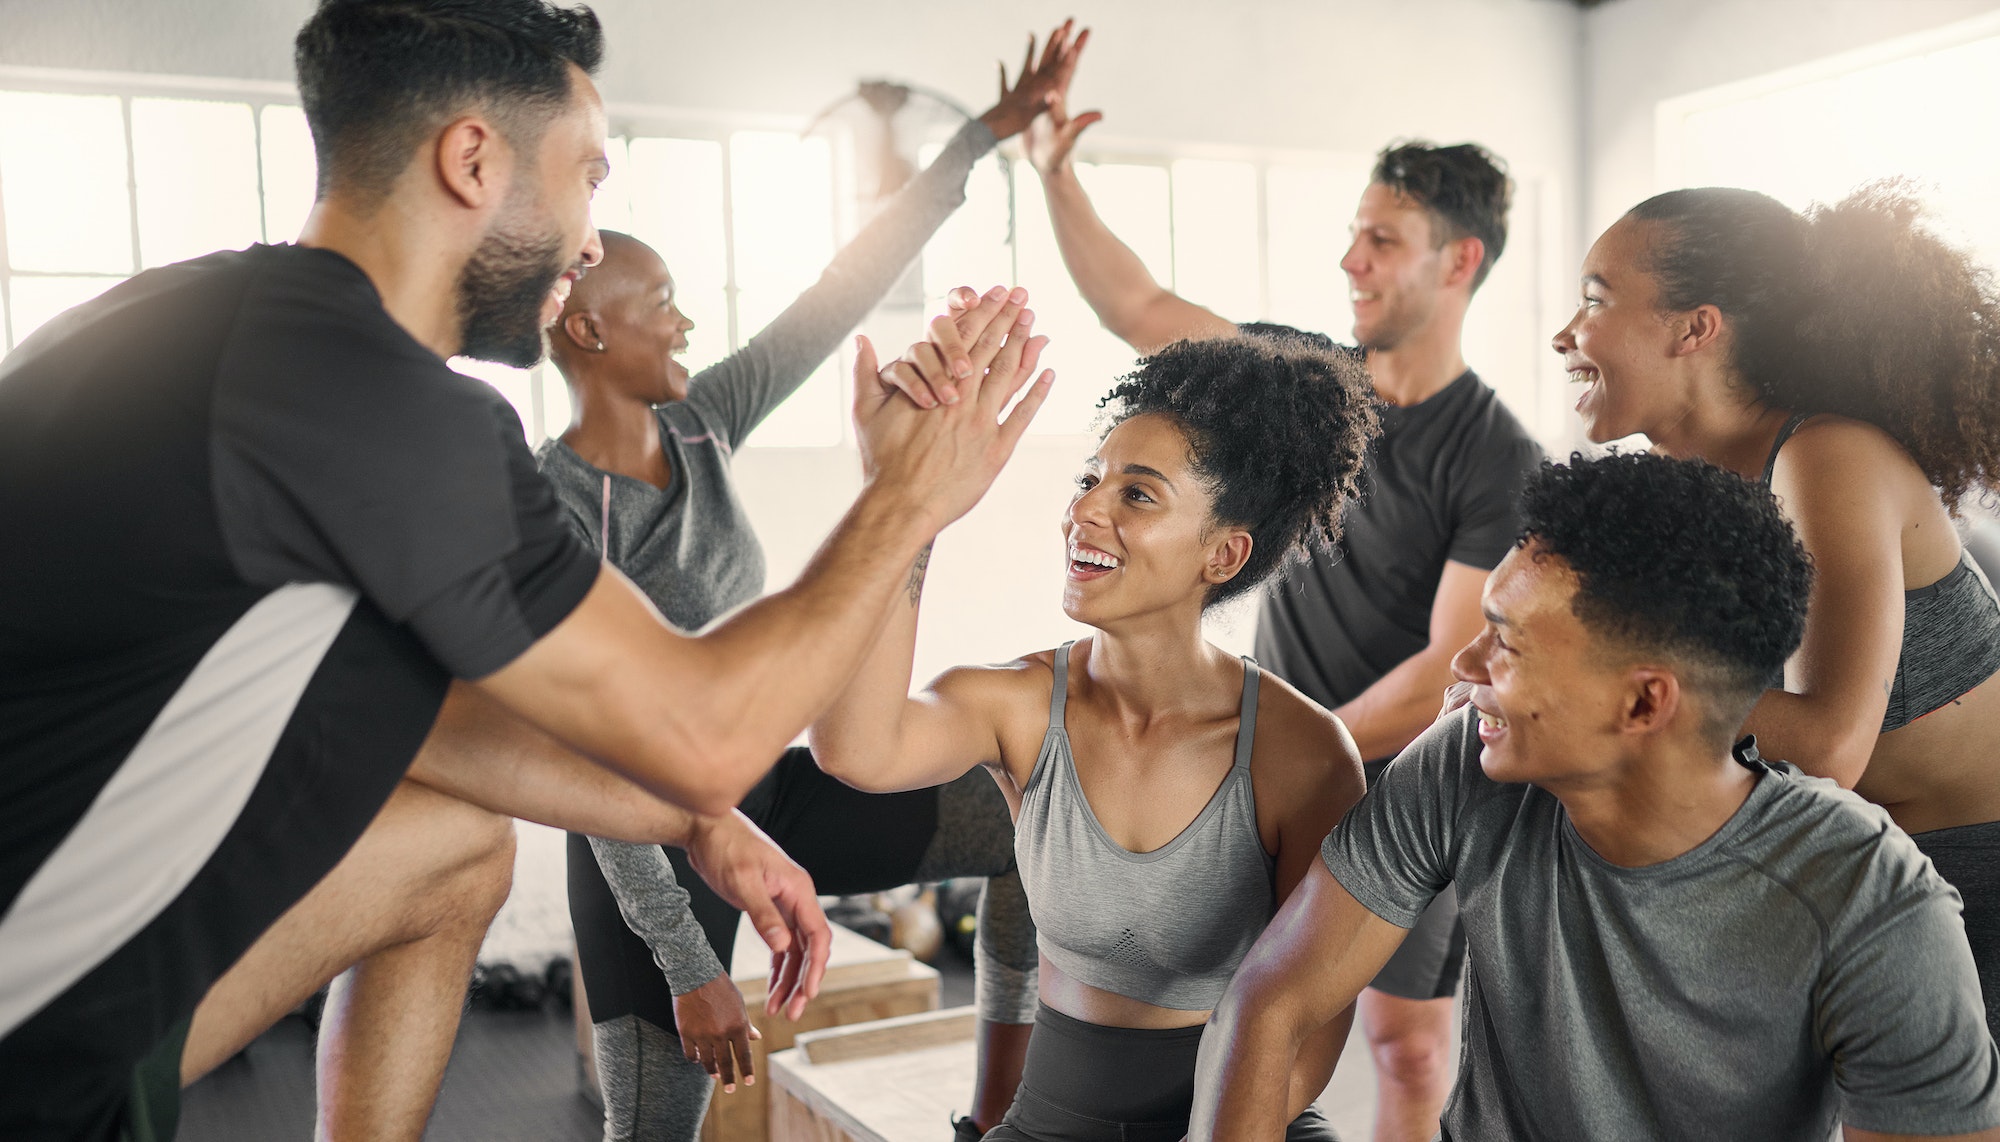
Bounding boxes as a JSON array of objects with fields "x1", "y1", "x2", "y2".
[
  {"x1": 927, "y1": 649, "x2": 1060, "y2": 703},
  {"x1": 1778, "y1": 414, "x2": 1929, "y2": 492},
  {"x1": 928, "y1": 649, "x2": 1066, "y2": 754},
  {"x1": 1249, "y1": 669, "x2": 1367, "y2": 811}
]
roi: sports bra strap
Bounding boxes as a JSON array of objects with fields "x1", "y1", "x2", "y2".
[
  {"x1": 1233, "y1": 659, "x2": 1260, "y2": 771},
  {"x1": 1049, "y1": 641, "x2": 1076, "y2": 730},
  {"x1": 1761, "y1": 412, "x2": 1816, "y2": 487}
]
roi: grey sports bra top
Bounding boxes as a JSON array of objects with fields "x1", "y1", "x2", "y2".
[
  {"x1": 1013, "y1": 641, "x2": 1277, "y2": 1012},
  {"x1": 1764, "y1": 413, "x2": 2000, "y2": 731}
]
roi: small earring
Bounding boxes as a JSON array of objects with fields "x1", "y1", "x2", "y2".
[{"x1": 594, "y1": 342, "x2": 605, "y2": 351}]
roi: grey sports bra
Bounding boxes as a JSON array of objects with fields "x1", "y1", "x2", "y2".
[
  {"x1": 1013, "y1": 641, "x2": 1277, "y2": 1011},
  {"x1": 1764, "y1": 412, "x2": 2000, "y2": 731}
]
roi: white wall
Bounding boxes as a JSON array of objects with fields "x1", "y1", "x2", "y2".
[
  {"x1": 1580, "y1": 0, "x2": 2000, "y2": 239},
  {"x1": 0, "y1": 1, "x2": 1582, "y2": 172}
]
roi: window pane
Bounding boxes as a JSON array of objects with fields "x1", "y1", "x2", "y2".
[
  {"x1": 259, "y1": 103, "x2": 317, "y2": 243},
  {"x1": 1012, "y1": 161, "x2": 1146, "y2": 436},
  {"x1": 131, "y1": 98, "x2": 260, "y2": 267},
  {"x1": 6, "y1": 275, "x2": 124, "y2": 353},
  {"x1": 0, "y1": 91, "x2": 133, "y2": 273},
  {"x1": 730, "y1": 286, "x2": 841, "y2": 448},
  {"x1": 1075, "y1": 162, "x2": 1172, "y2": 286},
  {"x1": 451, "y1": 356, "x2": 540, "y2": 442},
  {"x1": 921, "y1": 145, "x2": 1014, "y2": 309},
  {"x1": 729, "y1": 130, "x2": 837, "y2": 447},
  {"x1": 729, "y1": 131, "x2": 834, "y2": 297},
  {"x1": 1266, "y1": 163, "x2": 1369, "y2": 337},
  {"x1": 1170, "y1": 159, "x2": 1260, "y2": 320},
  {"x1": 1673, "y1": 31, "x2": 2000, "y2": 269},
  {"x1": 624, "y1": 137, "x2": 726, "y2": 375},
  {"x1": 590, "y1": 136, "x2": 633, "y2": 236}
]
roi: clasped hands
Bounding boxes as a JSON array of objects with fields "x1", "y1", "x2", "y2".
[{"x1": 850, "y1": 284, "x2": 1056, "y2": 529}]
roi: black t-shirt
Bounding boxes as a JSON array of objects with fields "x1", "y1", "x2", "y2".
[
  {"x1": 1254, "y1": 369, "x2": 1542, "y2": 728},
  {"x1": 0, "y1": 243, "x2": 599, "y2": 1129}
]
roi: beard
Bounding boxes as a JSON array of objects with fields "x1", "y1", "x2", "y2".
[{"x1": 456, "y1": 197, "x2": 571, "y2": 368}]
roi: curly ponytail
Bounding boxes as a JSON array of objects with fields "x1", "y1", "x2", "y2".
[{"x1": 1628, "y1": 182, "x2": 2000, "y2": 509}]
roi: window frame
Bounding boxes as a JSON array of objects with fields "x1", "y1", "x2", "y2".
[{"x1": 0, "y1": 64, "x2": 1565, "y2": 447}]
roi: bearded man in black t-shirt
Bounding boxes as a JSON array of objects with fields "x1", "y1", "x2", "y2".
[
  {"x1": 0, "y1": 3, "x2": 1055, "y2": 1139},
  {"x1": 1013, "y1": 38, "x2": 1541, "y2": 1140}
]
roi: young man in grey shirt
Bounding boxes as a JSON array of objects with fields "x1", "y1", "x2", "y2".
[{"x1": 1192, "y1": 452, "x2": 2000, "y2": 1142}]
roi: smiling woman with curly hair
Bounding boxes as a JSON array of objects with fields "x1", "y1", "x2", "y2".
[
  {"x1": 810, "y1": 327, "x2": 1377, "y2": 1142},
  {"x1": 1554, "y1": 180, "x2": 2000, "y2": 1039}
]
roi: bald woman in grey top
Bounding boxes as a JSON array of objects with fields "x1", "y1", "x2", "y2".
[{"x1": 537, "y1": 26, "x2": 1088, "y2": 1140}]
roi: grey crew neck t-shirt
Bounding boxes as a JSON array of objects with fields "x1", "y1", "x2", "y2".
[{"x1": 1323, "y1": 709, "x2": 2000, "y2": 1141}]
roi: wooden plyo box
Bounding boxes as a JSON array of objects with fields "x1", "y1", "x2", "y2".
[
  {"x1": 769, "y1": 1007, "x2": 979, "y2": 1142},
  {"x1": 699, "y1": 917, "x2": 941, "y2": 1142}
]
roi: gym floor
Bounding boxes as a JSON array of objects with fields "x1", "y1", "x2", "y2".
[{"x1": 178, "y1": 946, "x2": 1411, "y2": 1140}]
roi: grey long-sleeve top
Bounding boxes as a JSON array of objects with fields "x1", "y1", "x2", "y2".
[{"x1": 537, "y1": 118, "x2": 999, "y2": 996}]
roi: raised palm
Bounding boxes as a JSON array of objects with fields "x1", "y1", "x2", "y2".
[{"x1": 981, "y1": 19, "x2": 1095, "y2": 147}]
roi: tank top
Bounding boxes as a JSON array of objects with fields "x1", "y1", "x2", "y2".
[
  {"x1": 1763, "y1": 412, "x2": 2000, "y2": 730},
  {"x1": 1014, "y1": 641, "x2": 1278, "y2": 1011}
]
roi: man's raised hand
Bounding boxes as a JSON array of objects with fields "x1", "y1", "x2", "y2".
[{"x1": 1021, "y1": 23, "x2": 1099, "y2": 177}]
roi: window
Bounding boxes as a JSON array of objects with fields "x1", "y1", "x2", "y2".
[
  {"x1": 2, "y1": 68, "x2": 1456, "y2": 451},
  {"x1": 1657, "y1": 12, "x2": 2000, "y2": 277}
]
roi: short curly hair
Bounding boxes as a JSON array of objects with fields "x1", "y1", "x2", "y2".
[
  {"x1": 1096, "y1": 331, "x2": 1379, "y2": 607},
  {"x1": 1520, "y1": 452, "x2": 1812, "y2": 732},
  {"x1": 1627, "y1": 182, "x2": 2000, "y2": 510}
]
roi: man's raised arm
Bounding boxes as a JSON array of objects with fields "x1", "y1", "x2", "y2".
[
  {"x1": 1190, "y1": 859, "x2": 1409, "y2": 1141},
  {"x1": 1017, "y1": 26, "x2": 1235, "y2": 354}
]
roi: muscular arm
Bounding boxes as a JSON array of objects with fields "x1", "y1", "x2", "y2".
[
  {"x1": 812, "y1": 300, "x2": 1052, "y2": 795},
  {"x1": 1741, "y1": 423, "x2": 1907, "y2": 786},
  {"x1": 1035, "y1": 164, "x2": 1236, "y2": 355},
  {"x1": 1190, "y1": 860, "x2": 1410, "y2": 1141},
  {"x1": 477, "y1": 493, "x2": 934, "y2": 815},
  {"x1": 807, "y1": 537, "x2": 1016, "y2": 794},
  {"x1": 1014, "y1": 33, "x2": 1234, "y2": 356},
  {"x1": 1333, "y1": 560, "x2": 1489, "y2": 762},
  {"x1": 1257, "y1": 696, "x2": 1370, "y2": 1117}
]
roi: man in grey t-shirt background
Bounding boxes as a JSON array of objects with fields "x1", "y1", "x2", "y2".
[{"x1": 1191, "y1": 452, "x2": 2000, "y2": 1142}]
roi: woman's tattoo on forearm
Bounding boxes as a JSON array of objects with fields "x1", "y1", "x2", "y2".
[{"x1": 907, "y1": 543, "x2": 933, "y2": 607}]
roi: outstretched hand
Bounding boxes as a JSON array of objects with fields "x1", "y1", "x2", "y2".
[
  {"x1": 681, "y1": 810, "x2": 829, "y2": 1021},
  {"x1": 851, "y1": 285, "x2": 1054, "y2": 534},
  {"x1": 1019, "y1": 22, "x2": 1099, "y2": 176},
  {"x1": 978, "y1": 18, "x2": 1091, "y2": 143}
]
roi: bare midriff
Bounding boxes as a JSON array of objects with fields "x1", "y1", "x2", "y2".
[
  {"x1": 1857, "y1": 670, "x2": 2000, "y2": 835},
  {"x1": 1036, "y1": 953, "x2": 1210, "y2": 1029}
]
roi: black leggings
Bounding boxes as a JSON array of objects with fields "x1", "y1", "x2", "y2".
[
  {"x1": 1912, "y1": 821, "x2": 2000, "y2": 1043},
  {"x1": 983, "y1": 1007, "x2": 1339, "y2": 1142},
  {"x1": 567, "y1": 746, "x2": 1019, "y2": 1035}
]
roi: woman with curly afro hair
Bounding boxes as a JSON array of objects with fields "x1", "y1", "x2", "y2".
[
  {"x1": 1555, "y1": 182, "x2": 2000, "y2": 1036},
  {"x1": 812, "y1": 323, "x2": 1379, "y2": 1142}
]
